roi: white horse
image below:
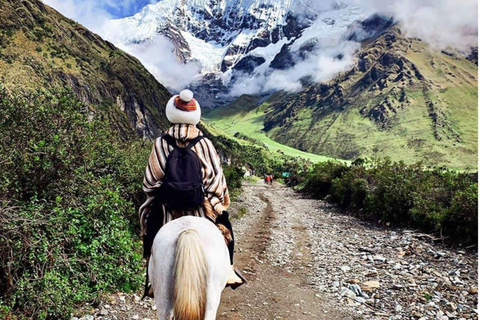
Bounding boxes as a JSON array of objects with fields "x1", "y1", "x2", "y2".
[{"x1": 149, "y1": 216, "x2": 230, "y2": 320}]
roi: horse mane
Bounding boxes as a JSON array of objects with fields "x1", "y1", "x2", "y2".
[{"x1": 172, "y1": 229, "x2": 208, "y2": 320}]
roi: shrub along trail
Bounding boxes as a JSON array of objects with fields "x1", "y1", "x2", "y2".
[{"x1": 76, "y1": 180, "x2": 478, "y2": 320}]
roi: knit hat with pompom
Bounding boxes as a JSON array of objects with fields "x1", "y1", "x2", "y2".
[{"x1": 165, "y1": 89, "x2": 201, "y2": 125}]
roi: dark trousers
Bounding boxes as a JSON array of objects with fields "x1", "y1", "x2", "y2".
[
  {"x1": 216, "y1": 211, "x2": 235, "y2": 264},
  {"x1": 143, "y1": 197, "x2": 164, "y2": 258}
]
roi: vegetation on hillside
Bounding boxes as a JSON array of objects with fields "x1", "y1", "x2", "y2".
[
  {"x1": 0, "y1": 0, "x2": 171, "y2": 138},
  {"x1": 0, "y1": 89, "x2": 150, "y2": 319},
  {"x1": 302, "y1": 159, "x2": 478, "y2": 246},
  {"x1": 203, "y1": 97, "x2": 343, "y2": 164}
]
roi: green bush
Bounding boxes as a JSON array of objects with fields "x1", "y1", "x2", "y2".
[
  {"x1": 303, "y1": 161, "x2": 348, "y2": 198},
  {"x1": 302, "y1": 158, "x2": 478, "y2": 246},
  {"x1": 223, "y1": 165, "x2": 245, "y2": 199},
  {"x1": 0, "y1": 89, "x2": 148, "y2": 319}
]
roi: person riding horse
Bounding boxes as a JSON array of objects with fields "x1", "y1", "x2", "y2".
[{"x1": 139, "y1": 89, "x2": 245, "y2": 297}]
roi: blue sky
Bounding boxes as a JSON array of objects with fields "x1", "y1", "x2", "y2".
[
  {"x1": 42, "y1": 0, "x2": 160, "y2": 33},
  {"x1": 100, "y1": 0, "x2": 156, "y2": 18}
]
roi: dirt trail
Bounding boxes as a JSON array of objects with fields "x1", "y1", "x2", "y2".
[
  {"x1": 75, "y1": 180, "x2": 477, "y2": 320},
  {"x1": 217, "y1": 183, "x2": 353, "y2": 319}
]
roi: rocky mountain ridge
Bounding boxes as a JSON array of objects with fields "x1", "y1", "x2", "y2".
[
  {"x1": 106, "y1": 0, "x2": 367, "y2": 107},
  {"x1": 262, "y1": 24, "x2": 478, "y2": 167},
  {"x1": 208, "y1": 21, "x2": 478, "y2": 168}
]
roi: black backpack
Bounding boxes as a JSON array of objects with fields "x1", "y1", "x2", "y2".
[{"x1": 157, "y1": 134, "x2": 205, "y2": 211}]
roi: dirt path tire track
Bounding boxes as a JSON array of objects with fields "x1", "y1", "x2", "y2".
[{"x1": 217, "y1": 182, "x2": 354, "y2": 320}]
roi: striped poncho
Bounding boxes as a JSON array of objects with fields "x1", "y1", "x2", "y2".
[{"x1": 139, "y1": 124, "x2": 230, "y2": 237}]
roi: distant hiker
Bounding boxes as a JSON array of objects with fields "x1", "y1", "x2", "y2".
[
  {"x1": 139, "y1": 89, "x2": 245, "y2": 297},
  {"x1": 265, "y1": 175, "x2": 271, "y2": 185},
  {"x1": 269, "y1": 174, "x2": 274, "y2": 185}
]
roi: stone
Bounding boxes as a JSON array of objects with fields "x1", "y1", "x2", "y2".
[
  {"x1": 340, "y1": 287, "x2": 357, "y2": 300},
  {"x1": 468, "y1": 287, "x2": 477, "y2": 294},
  {"x1": 79, "y1": 316, "x2": 94, "y2": 320},
  {"x1": 359, "y1": 247, "x2": 375, "y2": 253},
  {"x1": 361, "y1": 281, "x2": 380, "y2": 292},
  {"x1": 364, "y1": 271, "x2": 378, "y2": 277},
  {"x1": 360, "y1": 292, "x2": 369, "y2": 299},
  {"x1": 347, "y1": 278, "x2": 360, "y2": 284},
  {"x1": 340, "y1": 265, "x2": 351, "y2": 273},
  {"x1": 100, "y1": 309, "x2": 108, "y2": 316},
  {"x1": 355, "y1": 297, "x2": 366, "y2": 303},
  {"x1": 348, "y1": 284, "x2": 362, "y2": 296}
]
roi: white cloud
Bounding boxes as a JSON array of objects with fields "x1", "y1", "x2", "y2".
[
  {"x1": 42, "y1": 0, "x2": 112, "y2": 33},
  {"x1": 359, "y1": 0, "x2": 478, "y2": 50},
  {"x1": 229, "y1": 40, "x2": 360, "y2": 96},
  {"x1": 115, "y1": 36, "x2": 202, "y2": 91}
]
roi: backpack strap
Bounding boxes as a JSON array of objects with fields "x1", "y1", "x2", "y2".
[
  {"x1": 162, "y1": 134, "x2": 179, "y2": 149},
  {"x1": 185, "y1": 136, "x2": 204, "y2": 149},
  {"x1": 162, "y1": 134, "x2": 204, "y2": 150}
]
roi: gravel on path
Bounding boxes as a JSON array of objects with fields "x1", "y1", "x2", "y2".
[{"x1": 73, "y1": 180, "x2": 478, "y2": 320}]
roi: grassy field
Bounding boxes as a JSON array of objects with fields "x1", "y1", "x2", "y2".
[{"x1": 204, "y1": 101, "x2": 345, "y2": 164}]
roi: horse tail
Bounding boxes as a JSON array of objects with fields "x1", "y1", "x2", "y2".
[{"x1": 173, "y1": 229, "x2": 208, "y2": 320}]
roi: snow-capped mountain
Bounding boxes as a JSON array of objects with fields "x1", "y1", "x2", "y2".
[{"x1": 104, "y1": 0, "x2": 369, "y2": 107}]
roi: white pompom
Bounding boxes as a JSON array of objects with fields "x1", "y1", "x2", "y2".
[{"x1": 179, "y1": 89, "x2": 194, "y2": 102}]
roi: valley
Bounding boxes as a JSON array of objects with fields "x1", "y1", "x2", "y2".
[
  {"x1": 204, "y1": 96, "x2": 343, "y2": 163},
  {"x1": 104, "y1": 0, "x2": 477, "y2": 169}
]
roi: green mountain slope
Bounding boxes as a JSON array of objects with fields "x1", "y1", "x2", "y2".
[
  {"x1": 215, "y1": 26, "x2": 477, "y2": 169},
  {"x1": 0, "y1": 0, "x2": 171, "y2": 138},
  {"x1": 204, "y1": 94, "x2": 343, "y2": 163},
  {"x1": 263, "y1": 26, "x2": 478, "y2": 169}
]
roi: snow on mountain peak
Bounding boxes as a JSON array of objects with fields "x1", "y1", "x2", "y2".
[{"x1": 102, "y1": 0, "x2": 368, "y2": 106}]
